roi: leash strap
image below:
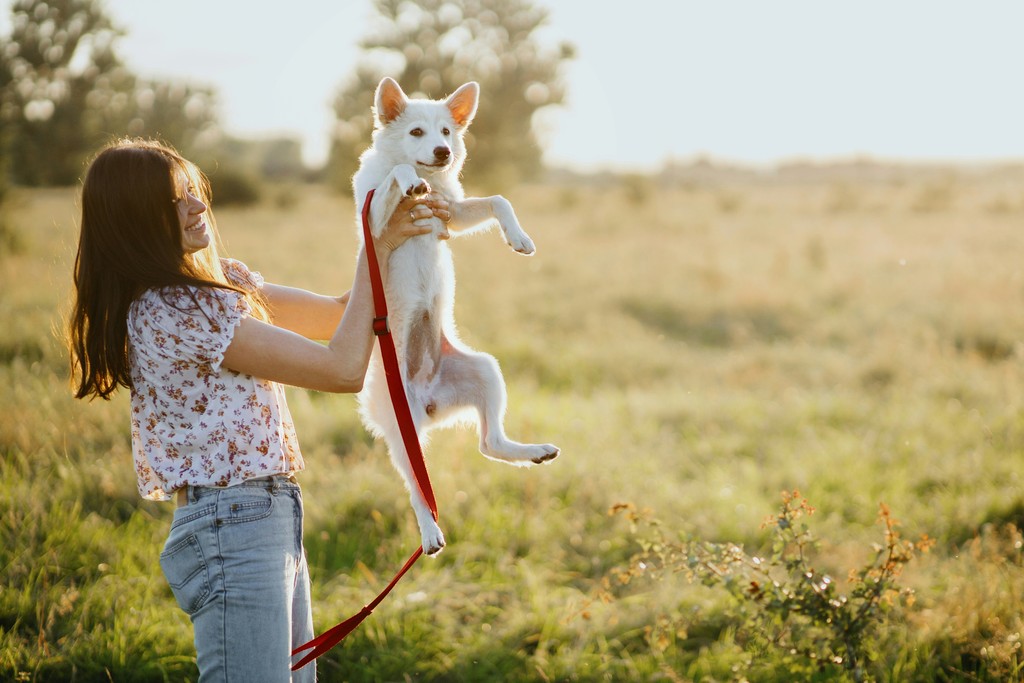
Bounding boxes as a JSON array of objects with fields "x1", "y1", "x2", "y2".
[{"x1": 292, "y1": 189, "x2": 438, "y2": 671}]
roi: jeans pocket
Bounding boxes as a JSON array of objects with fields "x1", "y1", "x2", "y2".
[
  {"x1": 160, "y1": 533, "x2": 211, "y2": 615},
  {"x1": 222, "y1": 491, "x2": 275, "y2": 524}
]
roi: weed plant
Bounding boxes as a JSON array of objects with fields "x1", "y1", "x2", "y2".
[{"x1": 596, "y1": 492, "x2": 934, "y2": 682}]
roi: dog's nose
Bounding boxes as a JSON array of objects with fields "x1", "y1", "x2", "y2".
[{"x1": 433, "y1": 146, "x2": 451, "y2": 162}]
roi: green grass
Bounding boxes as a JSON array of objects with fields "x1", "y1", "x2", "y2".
[{"x1": 1, "y1": 167, "x2": 1024, "y2": 681}]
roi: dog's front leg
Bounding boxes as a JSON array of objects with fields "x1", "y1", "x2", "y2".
[
  {"x1": 367, "y1": 164, "x2": 431, "y2": 238},
  {"x1": 450, "y1": 196, "x2": 535, "y2": 255}
]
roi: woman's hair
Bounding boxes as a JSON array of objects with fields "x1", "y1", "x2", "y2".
[{"x1": 68, "y1": 138, "x2": 267, "y2": 400}]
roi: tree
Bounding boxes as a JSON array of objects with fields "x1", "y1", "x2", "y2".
[
  {"x1": 0, "y1": 15, "x2": 13, "y2": 182},
  {"x1": 3, "y1": 0, "x2": 128, "y2": 184},
  {"x1": 0, "y1": 27, "x2": 13, "y2": 250},
  {"x1": 1, "y1": 0, "x2": 222, "y2": 186},
  {"x1": 112, "y1": 80, "x2": 220, "y2": 157},
  {"x1": 326, "y1": 0, "x2": 574, "y2": 190}
]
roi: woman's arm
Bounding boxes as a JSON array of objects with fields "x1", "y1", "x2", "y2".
[
  {"x1": 258, "y1": 193, "x2": 451, "y2": 341},
  {"x1": 221, "y1": 249, "x2": 385, "y2": 392},
  {"x1": 261, "y1": 284, "x2": 349, "y2": 341},
  {"x1": 220, "y1": 195, "x2": 449, "y2": 392}
]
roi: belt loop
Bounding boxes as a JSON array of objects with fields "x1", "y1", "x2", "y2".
[{"x1": 175, "y1": 485, "x2": 193, "y2": 508}]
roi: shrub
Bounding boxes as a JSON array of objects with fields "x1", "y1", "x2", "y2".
[
  {"x1": 207, "y1": 166, "x2": 262, "y2": 207},
  {"x1": 595, "y1": 492, "x2": 933, "y2": 682},
  {"x1": 0, "y1": 218, "x2": 24, "y2": 255}
]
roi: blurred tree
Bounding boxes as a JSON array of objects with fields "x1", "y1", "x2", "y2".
[
  {"x1": 3, "y1": 0, "x2": 126, "y2": 184},
  {"x1": 326, "y1": 0, "x2": 574, "y2": 190},
  {"x1": 115, "y1": 79, "x2": 221, "y2": 159},
  {"x1": 218, "y1": 135, "x2": 307, "y2": 181},
  {"x1": 1, "y1": 0, "x2": 222, "y2": 186},
  {"x1": 0, "y1": 28, "x2": 13, "y2": 250},
  {"x1": 198, "y1": 136, "x2": 309, "y2": 208}
]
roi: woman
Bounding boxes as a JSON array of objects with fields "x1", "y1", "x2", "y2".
[{"x1": 68, "y1": 138, "x2": 448, "y2": 681}]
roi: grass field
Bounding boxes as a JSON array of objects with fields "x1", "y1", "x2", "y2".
[{"x1": 1, "y1": 162, "x2": 1023, "y2": 681}]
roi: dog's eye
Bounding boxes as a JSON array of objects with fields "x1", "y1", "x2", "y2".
[
  {"x1": 442, "y1": 127, "x2": 451, "y2": 136},
  {"x1": 410, "y1": 128, "x2": 424, "y2": 137}
]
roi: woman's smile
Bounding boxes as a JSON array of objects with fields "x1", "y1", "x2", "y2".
[{"x1": 175, "y1": 171, "x2": 210, "y2": 253}]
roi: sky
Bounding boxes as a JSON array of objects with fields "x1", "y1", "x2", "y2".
[{"x1": 5, "y1": 0, "x2": 1024, "y2": 171}]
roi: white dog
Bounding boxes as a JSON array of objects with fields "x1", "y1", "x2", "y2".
[{"x1": 353, "y1": 77, "x2": 560, "y2": 556}]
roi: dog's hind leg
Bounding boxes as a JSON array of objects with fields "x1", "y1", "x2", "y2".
[
  {"x1": 361, "y1": 377, "x2": 445, "y2": 555},
  {"x1": 430, "y1": 338, "x2": 559, "y2": 466}
]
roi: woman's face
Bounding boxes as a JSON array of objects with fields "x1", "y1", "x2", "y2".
[{"x1": 174, "y1": 171, "x2": 210, "y2": 254}]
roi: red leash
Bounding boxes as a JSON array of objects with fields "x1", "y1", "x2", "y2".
[{"x1": 292, "y1": 189, "x2": 438, "y2": 671}]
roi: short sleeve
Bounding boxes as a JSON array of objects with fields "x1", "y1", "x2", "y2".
[
  {"x1": 132, "y1": 286, "x2": 249, "y2": 372},
  {"x1": 222, "y1": 258, "x2": 265, "y2": 292}
]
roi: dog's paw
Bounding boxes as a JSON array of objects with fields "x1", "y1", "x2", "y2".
[
  {"x1": 393, "y1": 164, "x2": 429, "y2": 198},
  {"x1": 507, "y1": 231, "x2": 536, "y2": 255},
  {"x1": 422, "y1": 526, "x2": 446, "y2": 556},
  {"x1": 482, "y1": 440, "x2": 560, "y2": 466},
  {"x1": 529, "y1": 444, "x2": 559, "y2": 465},
  {"x1": 405, "y1": 179, "x2": 431, "y2": 197}
]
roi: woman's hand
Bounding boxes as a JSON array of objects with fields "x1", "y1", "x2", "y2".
[
  {"x1": 375, "y1": 193, "x2": 452, "y2": 253},
  {"x1": 222, "y1": 196, "x2": 453, "y2": 392},
  {"x1": 415, "y1": 193, "x2": 452, "y2": 234}
]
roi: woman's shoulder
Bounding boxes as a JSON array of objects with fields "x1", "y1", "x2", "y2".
[
  {"x1": 130, "y1": 283, "x2": 247, "y2": 327},
  {"x1": 221, "y1": 258, "x2": 265, "y2": 292},
  {"x1": 129, "y1": 283, "x2": 250, "y2": 361}
]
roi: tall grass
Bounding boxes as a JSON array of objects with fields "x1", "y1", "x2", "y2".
[{"x1": 1, "y1": 166, "x2": 1023, "y2": 681}]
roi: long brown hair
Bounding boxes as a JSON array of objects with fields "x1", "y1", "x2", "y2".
[{"x1": 68, "y1": 138, "x2": 266, "y2": 400}]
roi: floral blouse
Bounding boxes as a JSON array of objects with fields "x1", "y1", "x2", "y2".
[{"x1": 127, "y1": 259, "x2": 303, "y2": 500}]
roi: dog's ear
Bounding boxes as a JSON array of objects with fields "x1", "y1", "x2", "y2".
[
  {"x1": 446, "y1": 82, "x2": 479, "y2": 128},
  {"x1": 375, "y1": 77, "x2": 408, "y2": 125}
]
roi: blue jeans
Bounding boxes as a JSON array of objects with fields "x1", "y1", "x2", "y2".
[{"x1": 160, "y1": 475, "x2": 316, "y2": 682}]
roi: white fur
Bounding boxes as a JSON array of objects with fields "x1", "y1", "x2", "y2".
[{"x1": 353, "y1": 78, "x2": 559, "y2": 556}]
